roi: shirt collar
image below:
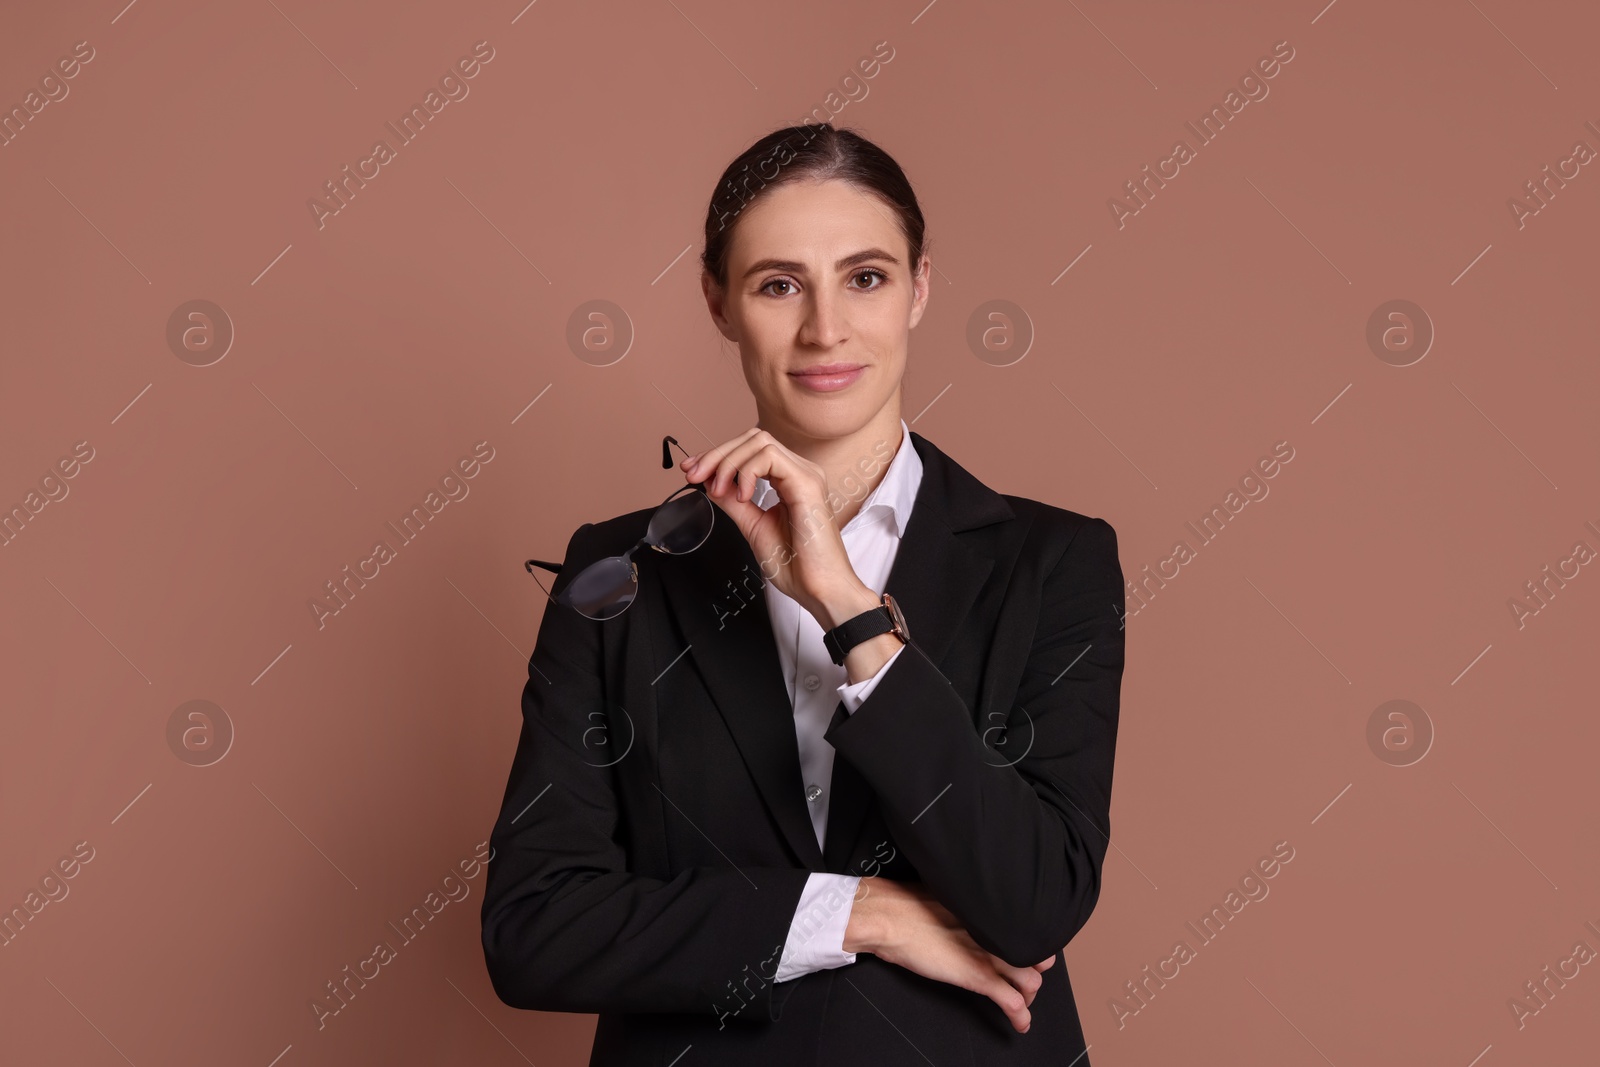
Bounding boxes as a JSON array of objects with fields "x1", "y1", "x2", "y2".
[{"x1": 751, "y1": 418, "x2": 921, "y2": 538}]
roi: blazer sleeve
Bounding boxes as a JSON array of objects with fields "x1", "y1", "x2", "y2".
[
  {"x1": 822, "y1": 515, "x2": 1126, "y2": 969},
  {"x1": 480, "y1": 522, "x2": 814, "y2": 1022}
]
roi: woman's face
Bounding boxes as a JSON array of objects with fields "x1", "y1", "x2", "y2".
[{"x1": 703, "y1": 177, "x2": 930, "y2": 445}]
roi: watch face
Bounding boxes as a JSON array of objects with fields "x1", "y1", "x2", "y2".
[{"x1": 883, "y1": 593, "x2": 909, "y2": 641}]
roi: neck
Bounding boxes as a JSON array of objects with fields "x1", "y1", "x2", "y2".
[{"x1": 758, "y1": 407, "x2": 905, "y2": 530}]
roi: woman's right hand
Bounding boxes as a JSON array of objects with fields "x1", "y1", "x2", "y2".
[{"x1": 842, "y1": 876, "x2": 1057, "y2": 1034}]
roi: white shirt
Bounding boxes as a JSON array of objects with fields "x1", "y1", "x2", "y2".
[{"x1": 749, "y1": 418, "x2": 922, "y2": 982}]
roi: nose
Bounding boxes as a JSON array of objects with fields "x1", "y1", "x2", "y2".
[{"x1": 798, "y1": 285, "x2": 849, "y2": 348}]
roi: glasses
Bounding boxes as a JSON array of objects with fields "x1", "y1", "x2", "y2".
[{"x1": 525, "y1": 435, "x2": 728, "y2": 621}]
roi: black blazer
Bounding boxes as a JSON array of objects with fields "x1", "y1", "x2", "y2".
[{"x1": 481, "y1": 431, "x2": 1126, "y2": 1067}]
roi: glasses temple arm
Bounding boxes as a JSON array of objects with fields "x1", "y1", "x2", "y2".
[
  {"x1": 663, "y1": 434, "x2": 694, "y2": 468},
  {"x1": 663, "y1": 433, "x2": 736, "y2": 489},
  {"x1": 524, "y1": 558, "x2": 565, "y2": 607}
]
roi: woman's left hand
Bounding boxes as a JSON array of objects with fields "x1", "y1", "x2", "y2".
[{"x1": 682, "y1": 427, "x2": 879, "y2": 630}]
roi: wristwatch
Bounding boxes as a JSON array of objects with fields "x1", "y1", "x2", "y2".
[{"x1": 822, "y1": 592, "x2": 910, "y2": 666}]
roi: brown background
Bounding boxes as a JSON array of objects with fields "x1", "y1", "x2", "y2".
[{"x1": 2, "y1": 0, "x2": 1597, "y2": 1063}]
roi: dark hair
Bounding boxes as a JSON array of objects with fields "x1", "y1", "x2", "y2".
[{"x1": 700, "y1": 122, "x2": 927, "y2": 289}]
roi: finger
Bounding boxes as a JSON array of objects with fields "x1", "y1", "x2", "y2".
[
  {"x1": 973, "y1": 972, "x2": 1032, "y2": 1033},
  {"x1": 949, "y1": 930, "x2": 1041, "y2": 1016},
  {"x1": 990, "y1": 958, "x2": 1045, "y2": 1008},
  {"x1": 733, "y1": 442, "x2": 813, "y2": 507},
  {"x1": 706, "y1": 432, "x2": 784, "y2": 499},
  {"x1": 711, "y1": 436, "x2": 808, "y2": 506},
  {"x1": 1035, "y1": 953, "x2": 1057, "y2": 972},
  {"x1": 681, "y1": 428, "x2": 761, "y2": 489},
  {"x1": 692, "y1": 432, "x2": 764, "y2": 498},
  {"x1": 684, "y1": 428, "x2": 762, "y2": 485},
  {"x1": 703, "y1": 467, "x2": 768, "y2": 538}
]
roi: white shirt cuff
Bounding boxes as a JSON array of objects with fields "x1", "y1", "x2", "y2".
[
  {"x1": 774, "y1": 872, "x2": 862, "y2": 982},
  {"x1": 837, "y1": 644, "x2": 906, "y2": 714}
]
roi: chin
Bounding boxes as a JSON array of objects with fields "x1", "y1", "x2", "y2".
[{"x1": 775, "y1": 402, "x2": 880, "y2": 441}]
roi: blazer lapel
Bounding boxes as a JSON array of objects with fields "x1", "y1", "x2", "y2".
[
  {"x1": 655, "y1": 431, "x2": 1014, "y2": 874},
  {"x1": 656, "y1": 522, "x2": 827, "y2": 870},
  {"x1": 822, "y1": 431, "x2": 1013, "y2": 870}
]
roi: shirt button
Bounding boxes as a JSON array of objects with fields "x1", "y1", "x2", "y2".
[
  {"x1": 803, "y1": 674, "x2": 821, "y2": 691},
  {"x1": 805, "y1": 783, "x2": 822, "y2": 802}
]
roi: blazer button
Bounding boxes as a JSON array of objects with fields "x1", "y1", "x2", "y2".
[{"x1": 803, "y1": 673, "x2": 821, "y2": 691}]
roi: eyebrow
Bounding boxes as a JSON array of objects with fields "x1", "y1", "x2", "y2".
[{"x1": 741, "y1": 247, "x2": 901, "y2": 280}]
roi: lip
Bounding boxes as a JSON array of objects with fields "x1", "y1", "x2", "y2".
[{"x1": 788, "y1": 362, "x2": 865, "y2": 392}]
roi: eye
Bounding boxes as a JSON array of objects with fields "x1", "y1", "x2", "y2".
[
  {"x1": 759, "y1": 277, "x2": 796, "y2": 297},
  {"x1": 851, "y1": 268, "x2": 889, "y2": 291}
]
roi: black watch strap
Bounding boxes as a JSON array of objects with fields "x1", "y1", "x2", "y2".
[{"x1": 822, "y1": 593, "x2": 908, "y2": 666}]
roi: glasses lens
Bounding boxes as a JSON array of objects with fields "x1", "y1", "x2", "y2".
[
  {"x1": 562, "y1": 556, "x2": 637, "y2": 620},
  {"x1": 647, "y1": 487, "x2": 714, "y2": 554}
]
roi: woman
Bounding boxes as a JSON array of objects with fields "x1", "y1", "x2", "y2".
[{"x1": 481, "y1": 122, "x2": 1126, "y2": 1066}]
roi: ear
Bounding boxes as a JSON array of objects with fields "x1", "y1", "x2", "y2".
[
  {"x1": 702, "y1": 271, "x2": 739, "y2": 342},
  {"x1": 907, "y1": 254, "x2": 931, "y2": 330}
]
